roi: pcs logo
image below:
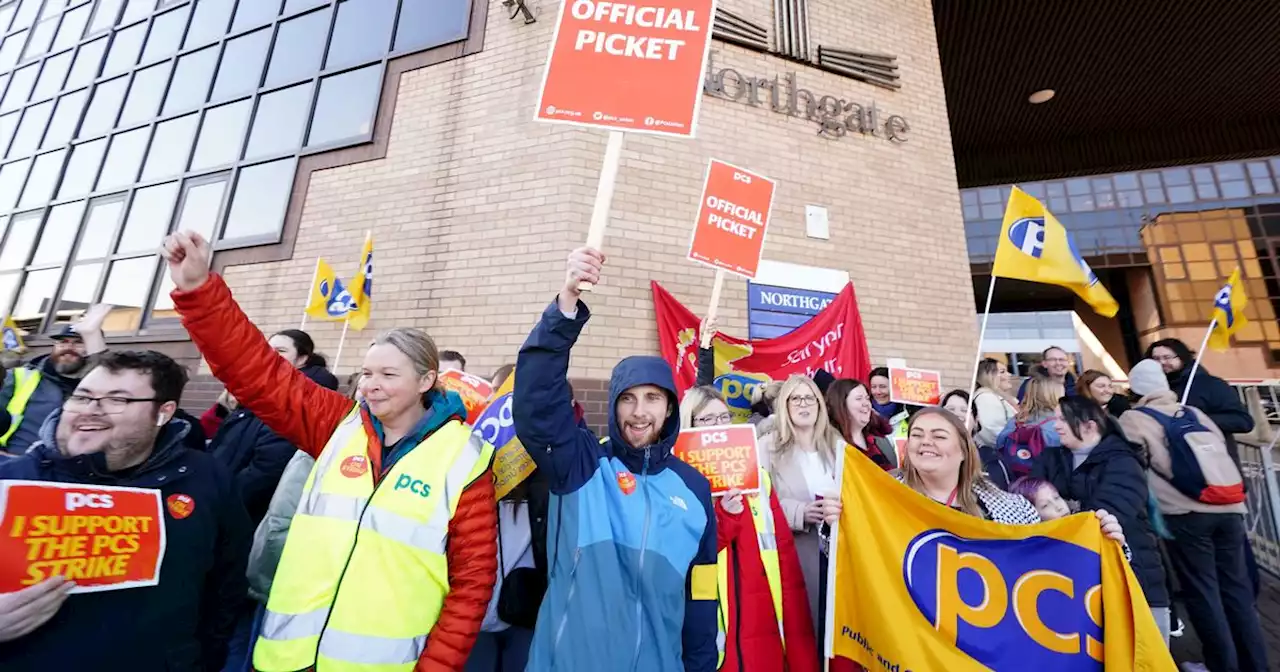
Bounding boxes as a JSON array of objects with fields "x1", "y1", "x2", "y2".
[
  {"x1": 713, "y1": 372, "x2": 771, "y2": 422},
  {"x1": 1007, "y1": 217, "x2": 1046, "y2": 259},
  {"x1": 903, "y1": 530, "x2": 1104, "y2": 670},
  {"x1": 393, "y1": 474, "x2": 432, "y2": 498}
]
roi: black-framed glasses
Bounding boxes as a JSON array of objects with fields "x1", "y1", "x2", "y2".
[
  {"x1": 695, "y1": 412, "x2": 733, "y2": 426},
  {"x1": 789, "y1": 395, "x2": 818, "y2": 407},
  {"x1": 64, "y1": 394, "x2": 159, "y2": 414}
]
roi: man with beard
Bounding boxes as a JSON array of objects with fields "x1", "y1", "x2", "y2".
[
  {"x1": 1016, "y1": 345, "x2": 1078, "y2": 401},
  {"x1": 0, "y1": 350, "x2": 250, "y2": 670},
  {"x1": 513, "y1": 247, "x2": 718, "y2": 672},
  {"x1": 0, "y1": 306, "x2": 110, "y2": 454}
]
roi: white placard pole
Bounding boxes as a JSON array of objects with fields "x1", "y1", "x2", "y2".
[
  {"x1": 966, "y1": 274, "x2": 998, "y2": 430},
  {"x1": 578, "y1": 130, "x2": 626, "y2": 292}
]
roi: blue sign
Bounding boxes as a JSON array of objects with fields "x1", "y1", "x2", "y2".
[{"x1": 747, "y1": 282, "x2": 837, "y2": 339}]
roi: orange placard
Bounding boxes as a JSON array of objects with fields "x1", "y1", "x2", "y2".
[
  {"x1": 534, "y1": 0, "x2": 716, "y2": 136},
  {"x1": 0, "y1": 481, "x2": 166, "y2": 594},
  {"x1": 687, "y1": 160, "x2": 776, "y2": 278},
  {"x1": 672, "y1": 425, "x2": 761, "y2": 495},
  {"x1": 439, "y1": 369, "x2": 495, "y2": 425},
  {"x1": 888, "y1": 366, "x2": 942, "y2": 406}
]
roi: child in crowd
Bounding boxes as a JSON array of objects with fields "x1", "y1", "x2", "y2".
[{"x1": 1009, "y1": 476, "x2": 1072, "y2": 520}]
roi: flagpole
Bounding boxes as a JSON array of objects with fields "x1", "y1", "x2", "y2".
[
  {"x1": 300, "y1": 258, "x2": 320, "y2": 330},
  {"x1": 333, "y1": 320, "x2": 350, "y2": 372},
  {"x1": 1181, "y1": 318, "x2": 1216, "y2": 406},
  {"x1": 966, "y1": 274, "x2": 998, "y2": 430}
]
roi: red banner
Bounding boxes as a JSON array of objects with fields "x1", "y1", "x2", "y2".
[{"x1": 653, "y1": 281, "x2": 872, "y2": 414}]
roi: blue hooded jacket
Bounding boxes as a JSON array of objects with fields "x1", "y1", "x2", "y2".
[{"x1": 514, "y1": 300, "x2": 718, "y2": 672}]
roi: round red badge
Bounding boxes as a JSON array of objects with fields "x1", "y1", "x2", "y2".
[
  {"x1": 616, "y1": 471, "x2": 637, "y2": 495},
  {"x1": 1016, "y1": 448, "x2": 1031, "y2": 460},
  {"x1": 166, "y1": 493, "x2": 195, "y2": 519},
  {"x1": 340, "y1": 455, "x2": 369, "y2": 478}
]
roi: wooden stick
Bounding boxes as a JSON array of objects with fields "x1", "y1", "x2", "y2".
[
  {"x1": 579, "y1": 130, "x2": 626, "y2": 292},
  {"x1": 701, "y1": 269, "x2": 726, "y2": 348}
]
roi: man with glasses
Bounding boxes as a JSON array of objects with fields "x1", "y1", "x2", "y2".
[
  {"x1": 0, "y1": 350, "x2": 251, "y2": 671},
  {"x1": 1016, "y1": 345, "x2": 1078, "y2": 401}
]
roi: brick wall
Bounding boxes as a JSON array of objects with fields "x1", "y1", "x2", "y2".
[{"x1": 186, "y1": 0, "x2": 975, "y2": 411}]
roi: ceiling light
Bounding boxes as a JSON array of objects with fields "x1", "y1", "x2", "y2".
[{"x1": 1028, "y1": 89, "x2": 1056, "y2": 104}]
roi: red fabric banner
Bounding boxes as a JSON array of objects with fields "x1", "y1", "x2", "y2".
[{"x1": 652, "y1": 281, "x2": 873, "y2": 412}]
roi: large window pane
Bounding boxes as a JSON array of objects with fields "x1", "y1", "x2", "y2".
[
  {"x1": 31, "y1": 49, "x2": 72, "y2": 101},
  {"x1": 244, "y1": 82, "x2": 309, "y2": 159},
  {"x1": 88, "y1": 0, "x2": 125, "y2": 34},
  {"x1": 222, "y1": 159, "x2": 292, "y2": 240},
  {"x1": 149, "y1": 267, "x2": 173, "y2": 314},
  {"x1": 65, "y1": 36, "x2": 107, "y2": 90},
  {"x1": 13, "y1": 267, "x2": 62, "y2": 319},
  {"x1": 140, "y1": 4, "x2": 188, "y2": 63},
  {"x1": 121, "y1": 0, "x2": 154, "y2": 25},
  {"x1": 0, "y1": 210, "x2": 41, "y2": 269},
  {"x1": 77, "y1": 75, "x2": 126, "y2": 137},
  {"x1": 162, "y1": 45, "x2": 215, "y2": 114},
  {"x1": 30, "y1": 200, "x2": 85, "y2": 264},
  {"x1": 58, "y1": 138, "x2": 105, "y2": 197},
  {"x1": 12, "y1": 0, "x2": 41, "y2": 31},
  {"x1": 41, "y1": 0, "x2": 69, "y2": 21},
  {"x1": 40, "y1": 89, "x2": 86, "y2": 150},
  {"x1": 116, "y1": 181, "x2": 176, "y2": 253},
  {"x1": 395, "y1": 0, "x2": 470, "y2": 52},
  {"x1": 0, "y1": 6, "x2": 16, "y2": 34},
  {"x1": 52, "y1": 4, "x2": 91, "y2": 52},
  {"x1": 264, "y1": 10, "x2": 326, "y2": 87},
  {"x1": 55, "y1": 262, "x2": 104, "y2": 316},
  {"x1": 285, "y1": 0, "x2": 328, "y2": 12},
  {"x1": 327, "y1": 0, "x2": 394, "y2": 69},
  {"x1": 308, "y1": 65, "x2": 378, "y2": 146},
  {"x1": 0, "y1": 31, "x2": 28, "y2": 71},
  {"x1": 102, "y1": 21, "x2": 144, "y2": 76},
  {"x1": 117, "y1": 60, "x2": 169, "y2": 126},
  {"x1": 9, "y1": 100, "x2": 52, "y2": 156},
  {"x1": 0, "y1": 112, "x2": 19, "y2": 155},
  {"x1": 141, "y1": 112, "x2": 195, "y2": 179},
  {"x1": 101, "y1": 255, "x2": 155, "y2": 329},
  {"x1": 174, "y1": 177, "x2": 225, "y2": 241},
  {"x1": 75, "y1": 198, "x2": 124, "y2": 259},
  {"x1": 95, "y1": 126, "x2": 147, "y2": 191},
  {"x1": 18, "y1": 148, "x2": 64, "y2": 208},
  {"x1": 23, "y1": 17, "x2": 58, "y2": 61},
  {"x1": 184, "y1": 0, "x2": 233, "y2": 49},
  {"x1": 0, "y1": 272, "x2": 18, "y2": 316},
  {"x1": 1, "y1": 63, "x2": 39, "y2": 112},
  {"x1": 211, "y1": 28, "x2": 268, "y2": 101},
  {"x1": 189, "y1": 98, "x2": 248, "y2": 170},
  {"x1": 231, "y1": 0, "x2": 279, "y2": 32},
  {"x1": 0, "y1": 159, "x2": 31, "y2": 210}
]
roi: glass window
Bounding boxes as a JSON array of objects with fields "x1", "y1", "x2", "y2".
[
  {"x1": 184, "y1": 0, "x2": 233, "y2": 49},
  {"x1": 1113, "y1": 173, "x2": 1139, "y2": 191},
  {"x1": 140, "y1": 112, "x2": 195, "y2": 179},
  {"x1": 31, "y1": 49, "x2": 72, "y2": 101},
  {"x1": 117, "y1": 60, "x2": 169, "y2": 126},
  {"x1": 102, "y1": 21, "x2": 144, "y2": 76},
  {"x1": 189, "y1": 98, "x2": 248, "y2": 169},
  {"x1": 308, "y1": 64, "x2": 378, "y2": 146},
  {"x1": 0, "y1": 210, "x2": 40, "y2": 269},
  {"x1": 162, "y1": 45, "x2": 215, "y2": 114},
  {"x1": 395, "y1": 0, "x2": 470, "y2": 52},
  {"x1": 51, "y1": 4, "x2": 90, "y2": 52},
  {"x1": 65, "y1": 36, "x2": 106, "y2": 90},
  {"x1": 30, "y1": 199, "x2": 84, "y2": 264},
  {"x1": 327, "y1": 0, "x2": 394, "y2": 69},
  {"x1": 244, "y1": 82, "x2": 309, "y2": 159},
  {"x1": 0, "y1": 30, "x2": 28, "y2": 71},
  {"x1": 1, "y1": 63, "x2": 38, "y2": 112},
  {"x1": 231, "y1": 0, "x2": 279, "y2": 32},
  {"x1": 285, "y1": 0, "x2": 328, "y2": 12},
  {"x1": 13, "y1": 267, "x2": 62, "y2": 319},
  {"x1": 139, "y1": 4, "x2": 187, "y2": 63},
  {"x1": 55, "y1": 261, "x2": 104, "y2": 314},
  {"x1": 264, "y1": 10, "x2": 326, "y2": 87},
  {"x1": 22, "y1": 16, "x2": 58, "y2": 61},
  {"x1": 95, "y1": 126, "x2": 147, "y2": 191},
  {"x1": 88, "y1": 0, "x2": 124, "y2": 34},
  {"x1": 211, "y1": 28, "x2": 268, "y2": 101},
  {"x1": 0, "y1": 112, "x2": 18, "y2": 155},
  {"x1": 58, "y1": 137, "x2": 104, "y2": 196},
  {"x1": 1220, "y1": 181, "x2": 1249, "y2": 199},
  {"x1": 40, "y1": 88, "x2": 86, "y2": 149},
  {"x1": 77, "y1": 74, "x2": 126, "y2": 137},
  {"x1": 40, "y1": 0, "x2": 69, "y2": 21},
  {"x1": 101, "y1": 255, "x2": 155, "y2": 328},
  {"x1": 9, "y1": 100, "x2": 52, "y2": 156},
  {"x1": 1168, "y1": 185, "x2": 1196, "y2": 203},
  {"x1": 17, "y1": 148, "x2": 64, "y2": 208},
  {"x1": 12, "y1": 0, "x2": 42, "y2": 31},
  {"x1": 115, "y1": 180, "x2": 176, "y2": 252},
  {"x1": 0, "y1": 272, "x2": 19, "y2": 316},
  {"x1": 1215, "y1": 163, "x2": 1246, "y2": 182},
  {"x1": 74, "y1": 198, "x2": 123, "y2": 259},
  {"x1": 0, "y1": 5, "x2": 16, "y2": 34},
  {"x1": 173, "y1": 176, "x2": 225, "y2": 240},
  {"x1": 222, "y1": 158, "x2": 292, "y2": 240},
  {"x1": 149, "y1": 267, "x2": 174, "y2": 314},
  {"x1": 120, "y1": 0, "x2": 154, "y2": 25}
]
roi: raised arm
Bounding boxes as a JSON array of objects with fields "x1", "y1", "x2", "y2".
[{"x1": 163, "y1": 232, "x2": 352, "y2": 458}]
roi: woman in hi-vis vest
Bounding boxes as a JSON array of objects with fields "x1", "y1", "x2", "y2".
[
  {"x1": 161, "y1": 231, "x2": 498, "y2": 672},
  {"x1": 680, "y1": 386, "x2": 819, "y2": 672}
]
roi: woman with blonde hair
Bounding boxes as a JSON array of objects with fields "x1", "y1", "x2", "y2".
[
  {"x1": 991, "y1": 377, "x2": 1064, "y2": 488},
  {"x1": 972, "y1": 358, "x2": 1016, "y2": 448}
]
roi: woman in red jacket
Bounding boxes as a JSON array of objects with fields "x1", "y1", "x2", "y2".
[
  {"x1": 680, "y1": 385, "x2": 819, "y2": 672},
  {"x1": 161, "y1": 231, "x2": 497, "y2": 672}
]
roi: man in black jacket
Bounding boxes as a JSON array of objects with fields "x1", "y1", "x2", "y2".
[
  {"x1": 1146, "y1": 338, "x2": 1254, "y2": 464},
  {"x1": 0, "y1": 350, "x2": 251, "y2": 671}
]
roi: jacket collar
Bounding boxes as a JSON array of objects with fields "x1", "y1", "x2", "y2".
[
  {"x1": 31, "y1": 410, "x2": 193, "y2": 483},
  {"x1": 365, "y1": 389, "x2": 467, "y2": 471},
  {"x1": 606, "y1": 355, "x2": 680, "y2": 474}
]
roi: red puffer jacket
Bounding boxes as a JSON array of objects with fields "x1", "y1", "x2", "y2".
[
  {"x1": 173, "y1": 274, "x2": 497, "y2": 672},
  {"x1": 717, "y1": 489, "x2": 820, "y2": 672}
]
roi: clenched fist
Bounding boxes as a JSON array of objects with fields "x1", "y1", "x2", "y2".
[{"x1": 160, "y1": 231, "x2": 213, "y2": 292}]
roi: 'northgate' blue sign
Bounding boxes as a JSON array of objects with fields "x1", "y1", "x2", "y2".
[{"x1": 747, "y1": 282, "x2": 837, "y2": 339}]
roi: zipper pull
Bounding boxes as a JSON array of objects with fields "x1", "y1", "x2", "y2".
[{"x1": 643, "y1": 447, "x2": 651, "y2": 475}]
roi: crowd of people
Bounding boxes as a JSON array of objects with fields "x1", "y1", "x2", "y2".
[{"x1": 0, "y1": 234, "x2": 1268, "y2": 672}]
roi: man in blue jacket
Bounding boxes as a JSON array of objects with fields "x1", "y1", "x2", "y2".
[{"x1": 514, "y1": 247, "x2": 718, "y2": 672}]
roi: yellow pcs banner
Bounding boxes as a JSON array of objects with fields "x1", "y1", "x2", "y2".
[
  {"x1": 471, "y1": 372, "x2": 536, "y2": 500},
  {"x1": 826, "y1": 451, "x2": 1175, "y2": 671}
]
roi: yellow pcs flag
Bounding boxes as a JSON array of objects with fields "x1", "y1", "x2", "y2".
[
  {"x1": 1, "y1": 316, "x2": 24, "y2": 351},
  {"x1": 347, "y1": 233, "x2": 373, "y2": 331},
  {"x1": 305, "y1": 258, "x2": 355, "y2": 321},
  {"x1": 826, "y1": 451, "x2": 1175, "y2": 671},
  {"x1": 993, "y1": 186, "x2": 1119, "y2": 317},
  {"x1": 472, "y1": 371, "x2": 535, "y2": 500},
  {"x1": 1208, "y1": 267, "x2": 1249, "y2": 352}
]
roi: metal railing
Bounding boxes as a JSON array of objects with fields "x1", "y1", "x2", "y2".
[{"x1": 1231, "y1": 383, "x2": 1280, "y2": 575}]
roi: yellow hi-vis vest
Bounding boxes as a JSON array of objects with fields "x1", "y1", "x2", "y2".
[
  {"x1": 253, "y1": 408, "x2": 494, "y2": 672},
  {"x1": 716, "y1": 470, "x2": 784, "y2": 669},
  {"x1": 0, "y1": 367, "x2": 42, "y2": 445}
]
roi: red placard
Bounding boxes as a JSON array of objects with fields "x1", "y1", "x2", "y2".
[
  {"x1": 534, "y1": 0, "x2": 717, "y2": 136},
  {"x1": 889, "y1": 366, "x2": 942, "y2": 406},
  {"x1": 0, "y1": 481, "x2": 166, "y2": 594},
  {"x1": 672, "y1": 425, "x2": 761, "y2": 495},
  {"x1": 439, "y1": 369, "x2": 495, "y2": 425},
  {"x1": 687, "y1": 160, "x2": 776, "y2": 278}
]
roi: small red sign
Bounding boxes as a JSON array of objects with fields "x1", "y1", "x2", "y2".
[
  {"x1": 165, "y1": 494, "x2": 195, "y2": 520},
  {"x1": 340, "y1": 455, "x2": 369, "y2": 478},
  {"x1": 439, "y1": 369, "x2": 495, "y2": 425},
  {"x1": 889, "y1": 366, "x2": 943, "y2": 406},
  {"x1": 687, "y1": 160, "x2": 776, "y2": 279},
  {"x1": 672, "y1": 425, "x2": 761, "y2": 495},
  {"x1": 617, "y1": 471, "x2": 637, "y2": 495}
]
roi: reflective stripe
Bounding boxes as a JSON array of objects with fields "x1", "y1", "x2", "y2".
[
  {"x1": 260, "y1": 606, "x2": 330, "y2": 642},
  {"x1": 0, "y1": 368, "x2": 40, "y2": 445},
  {"x1": 310, "y1": 493, "x2": 364, "y2": 522},
  {"x1": 715, "y1": 630, "x2": 726, "y2": 655},
  {"x1": 756, "y1": 532, "x2": 777, "y2": 551},
  {"x1": 317, "y1": 628, "x2": 427, "y2": 666},
  {"x1": 364, "y1": 506, "x2": 448, "y2": 554}
]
